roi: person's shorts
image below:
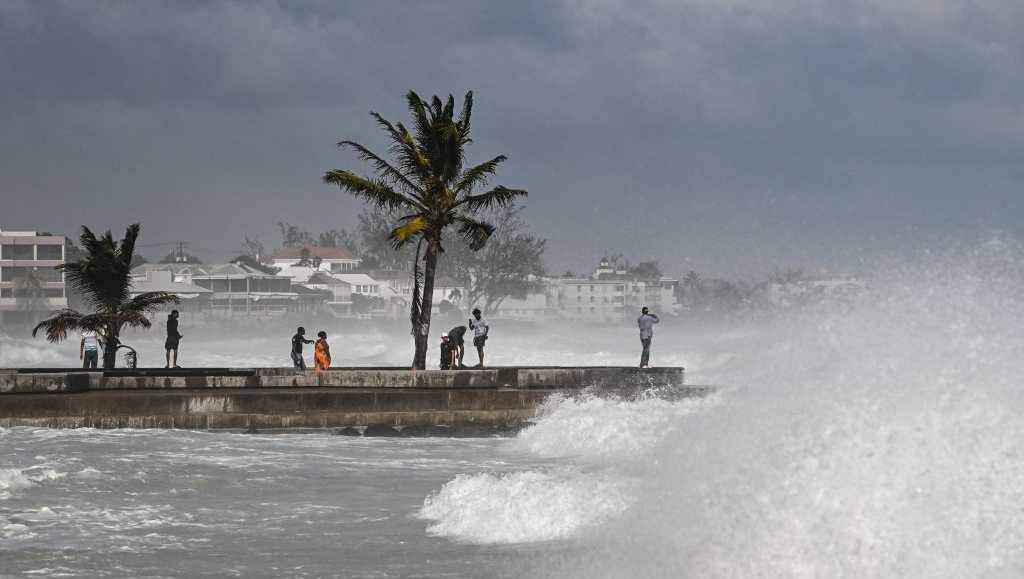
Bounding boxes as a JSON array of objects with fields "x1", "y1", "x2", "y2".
[
  {"x1": 473, "y1": 336, "x2": 487, "y2": 348},
  {"x1": 165, "y1": 339, "x2": 179, "y2": 351}
]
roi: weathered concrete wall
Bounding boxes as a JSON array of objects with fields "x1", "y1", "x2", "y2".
[
  {"x1": 0, "y1": 366, "x2": 683, "y2": 393},
  {"x1": 0, "y1": 367, "x2": 701, "y2": 435}
]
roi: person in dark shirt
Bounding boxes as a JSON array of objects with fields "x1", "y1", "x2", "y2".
[
  {"x1": 447, "y1": 325, "x2": 467, "y2": 368},
  {"x1": 291, "y1": 326, "x2": 313, "y2": 369},
  {"x1": 165, "y1": 310, "x2": 183, "y2": 368},
  {"x1": 439, "y1": 334, "x2": 454, "y2": 370}
]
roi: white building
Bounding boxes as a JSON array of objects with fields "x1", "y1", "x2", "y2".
[
  {"x1": 0, "y1": 230, "x2": 67, "y2": 324},
  {"x1": 269, "y1": 246, "x2": 361, "y2": 278},
  {"x1": 552, "y1": 261, "x2": 680, "y2": 322},
  {"x1": 130, "y1": 263, "x2": 300, "y2": 317}
]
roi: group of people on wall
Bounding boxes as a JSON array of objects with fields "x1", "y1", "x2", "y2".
[{"x1": 79, "y1": 306, "x2": 661, "y2": 370}]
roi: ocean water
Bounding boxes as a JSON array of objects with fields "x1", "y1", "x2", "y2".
[{"x1": 5, "y1": 238, "x2": 1024, "y2": 577}]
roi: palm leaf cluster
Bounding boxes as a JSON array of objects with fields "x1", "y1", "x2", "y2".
[
  {"x1": 33, "y1": 224, "x2": 178, "y2": 368},
  {"x1": 324, "y1": 90, "x2": 527, "y2": 368},
  {"x1": 324, "y1": 91, "x2": 526, "y2": 252}
]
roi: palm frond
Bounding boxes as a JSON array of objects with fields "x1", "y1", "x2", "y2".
[
  {"x1": 455, "y1": 186, "x2": 528, "y2": 213},
  {"x1": 454, "y1": 215, "x2": 495, "y2": 251},
  {"x1": 119, "y1": 309, "x2": 154, "y2": 330},
  {"x1": 389, "y1": 217, "x2": 430, "y2": 249},
  {"x1": 457, "y1": 91, "x2": 473, "y2": 141},
  {"x1": 323, "y1": 170, "x2": 424, "y2": 213},
  {"x1": 62, "y1": 225, "x2": 134, "y2": 309},
  {"x1": 126, "y1": 291, "x2": 180, "y2": 313},
  {"x1": 117, "y1": 223, "x2": 141, "y2": 271},
  {"x1": 453, "y1": 155, "x2": 508, "y2": 196},
  {"x1": 338, "y1": 140, "x2": 424, "y2": 201},
  {"x1": 32, "y1": 309, "x2": 86, "y2": 343}
]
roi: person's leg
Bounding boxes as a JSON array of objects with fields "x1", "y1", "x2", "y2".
[
  {"x1": 640, "y1": 338, "x2": 651, "y2": 367},
  {"x1": 165, "y1": 348, "x2": 171, "y2": 368},
  {"x1": 456, "y1": 343, "x2": 464, "y2": 368},
  {"x1": 171, "y1": 347, "x2": 179, "y2": 368}
]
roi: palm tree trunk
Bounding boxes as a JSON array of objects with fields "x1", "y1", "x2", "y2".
[
  {"x1": 102, "y1": 327, "x2": 119, "y2": 369},
  {"x1": 412, "y1": 240, "x2": 440, "y2": 369}
]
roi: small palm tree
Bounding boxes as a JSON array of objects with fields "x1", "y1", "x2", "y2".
[
  {"x1": 324, "y1": 90, "x2": 527, "y2": 368},
  {"x1": 33, "y1": 224, "x2": 179, "y2": 368}
]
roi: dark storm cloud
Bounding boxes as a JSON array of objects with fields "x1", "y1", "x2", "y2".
[{"x1": 2, "y1": 0, "x2": 1023, "y2": 276}]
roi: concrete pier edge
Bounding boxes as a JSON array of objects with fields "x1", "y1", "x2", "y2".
[{"x1": 0, "y1": 366, "x2": 709, "y2": 435}]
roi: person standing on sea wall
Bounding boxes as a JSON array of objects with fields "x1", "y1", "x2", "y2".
[
  {"x1": 637, "y1": 306, "x2": 660, "y2": 368},
  {"x1": 80, "y1": 329, "x2": 101, "y2": 369},
  {"x1": 165, "y1": 310, "x2": 183, "y2": 368},
  {"x1": 291, "y1": 327, "x2": 313, "y2": 369},
  {"x1": 469, "y1": 308, "x2": 489, "y2": 368},
  {"x1": 314, "y1": 331, "x2": 332, "y2": 371}
]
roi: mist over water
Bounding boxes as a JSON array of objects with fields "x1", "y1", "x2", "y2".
[
  {"x1": 420, "y1": 236, "x2": 1024, "y2": 577},
  {"x1": 5, "y1": 238, "x2": 1024, "y2": 577}
]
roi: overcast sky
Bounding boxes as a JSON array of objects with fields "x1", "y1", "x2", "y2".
[{"x1": 2, "y1": 0, "x2": 1023, "y2": 277}]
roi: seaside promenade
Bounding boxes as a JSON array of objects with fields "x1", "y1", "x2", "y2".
[{"x1": 0, "y1": 366, "x2": 706, "y2": 435}]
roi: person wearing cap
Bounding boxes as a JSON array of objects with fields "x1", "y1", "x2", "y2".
[
  {"x1": 439, "y1": 333, "x2": 455, "y2": 370},
  {"x1": 468, "y1": 308, "x2": 489, "y2": 368},
  {"x1": 637, "y1": 306, "x2": 660, "y2": 368}
]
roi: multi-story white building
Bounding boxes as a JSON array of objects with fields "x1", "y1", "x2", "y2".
[
  {"x1": 0, "y1": 230, "x2": 67, "y2": 324},
  {"x1": 552, "y1": 260, "x2": 679, "y2": 322}
]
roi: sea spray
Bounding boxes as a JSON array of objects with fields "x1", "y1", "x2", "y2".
[{"x1": 529, "y1": 238, "x2": 1024, "y2": 578}]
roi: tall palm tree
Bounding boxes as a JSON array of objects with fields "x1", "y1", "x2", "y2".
[
  {"x1": 33, "y1": 224, "x2": 179, "y2": 368},
  {"x1": 324, "y1": 90, "x2": 527, "y2": 369}
]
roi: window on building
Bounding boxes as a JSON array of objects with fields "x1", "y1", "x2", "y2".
[
  {"x1": 0, "y1": 288, "x2": 11, "y2": 298},
  {"x1": 0, "y1": 266, "x2": 62, "y2": 283},
  {"x1": 36, "y1": 245, "x2": 63, "y2": 261},
  {"x1": 230, "y1": 279, "x2": 247, "y2": 292},
  {"x1": 1, "y1": 245, "x2": 34, "y2": 260}
]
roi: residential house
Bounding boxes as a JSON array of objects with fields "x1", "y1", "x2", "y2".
[
  {"x1": 269, "y1": 246, "x2": 361, "y2": 280},
  {"x1": 130, "y1": 263, "x2": 301, "y2": 317}
]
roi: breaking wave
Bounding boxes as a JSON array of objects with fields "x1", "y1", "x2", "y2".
[{"x1": 424, "y1": 235, "x2": 1024, "y2": 577}]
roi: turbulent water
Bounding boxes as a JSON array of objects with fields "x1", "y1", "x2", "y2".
[{"x1": 5, "y1": 239, "x2": 1024, "y2": 577}]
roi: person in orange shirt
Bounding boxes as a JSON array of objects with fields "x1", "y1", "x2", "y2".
[{"x1": 314, "y1": 331, "x2": 332, "y2": 371}]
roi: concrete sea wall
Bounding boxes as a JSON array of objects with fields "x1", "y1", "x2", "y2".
[{"x1": 0, "y1": 367, "x2": 706, "y2": 435}]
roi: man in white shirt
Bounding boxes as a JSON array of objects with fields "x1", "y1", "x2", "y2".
[
  {"x1": 468, "y1": 308, "x2": 489, "y2": 368},
  {"x1": 637, "y1": 306, "x2": 660, "y2": 368},
  {"x1": 80, "y1": 330, "x2": 101, "y2": 369}
]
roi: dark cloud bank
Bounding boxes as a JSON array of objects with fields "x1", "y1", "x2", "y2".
[{"x1": 2, "y1": 0, "x2": 1023, "y2": 277}]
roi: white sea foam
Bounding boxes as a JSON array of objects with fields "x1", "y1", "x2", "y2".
[
  {"x1": 0, "y1": 467, "x2": 64, "y2": 499},
  {"x1": 513, "y1": 391, "x2": 714, "y2": 463},
  {"x1": 522, "y1": 238, "x2": 1024, "y2": 578},
  {"x1": 419, "y1": 469, "x2": 632, "y2": 544}
]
